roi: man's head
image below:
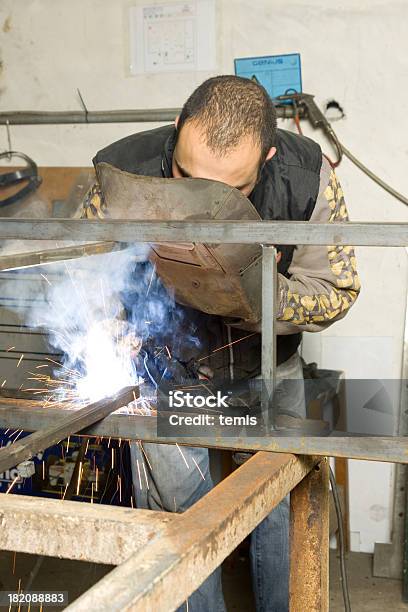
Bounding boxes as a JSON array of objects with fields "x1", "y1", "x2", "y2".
[{"x1": 172, "y1": 75, "x2": 277, "y2": 196}]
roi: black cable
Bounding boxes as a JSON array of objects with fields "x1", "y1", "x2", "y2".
[
  {"x1": 329, "y1": 465, "x2": 352, "y2": 612},
  {"x1": 339, "y1": 142, "x2": 408, "y2": 207}
]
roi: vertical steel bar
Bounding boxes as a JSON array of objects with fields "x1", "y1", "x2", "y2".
[
  {"x1": 261, "y1": 245, "x2": 277, "y2": 430},
  {"x1": 289, "y1": 458, "x2": 330, "y2": 612}
]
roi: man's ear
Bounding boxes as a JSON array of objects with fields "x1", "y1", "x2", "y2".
[
  {"x1": 265, "y1": 147, "x2": 276, "y2": 162},
  {"x1": 175, "y1": 115, "x2": 180, "y2": 129}
]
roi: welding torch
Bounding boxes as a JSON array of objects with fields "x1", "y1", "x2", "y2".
[{"x1": 275, "y1": 91, "x2": 343, "y2": 167}]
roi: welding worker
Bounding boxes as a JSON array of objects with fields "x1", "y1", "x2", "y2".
[{"x1": 83, "y1": 76, "x2": 360, "y2": 612}]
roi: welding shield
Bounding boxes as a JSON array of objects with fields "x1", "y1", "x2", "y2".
[{"x1": 95, "y1": 162, "x2": 263, "y2": 326}]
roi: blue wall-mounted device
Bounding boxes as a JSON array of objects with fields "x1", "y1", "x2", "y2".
[{"x1": 234, "y1": 53, "x2": 302, "y2": 99}]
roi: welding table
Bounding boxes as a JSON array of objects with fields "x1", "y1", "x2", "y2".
[{"x1": 0, "y1": 218, "x2": 406, "y2": 611}]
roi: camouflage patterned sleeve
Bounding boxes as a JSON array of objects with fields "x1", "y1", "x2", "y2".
[
  {"x1": 276, "y1": 156, "x2": 361, "y2": 335},
  {"x1": 80, "y1": 183, "x2": 108, "y2": 219}
]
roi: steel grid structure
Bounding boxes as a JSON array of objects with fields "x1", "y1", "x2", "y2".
[{"x1": 0, "y1": 218, "x2": 407, "y2": 610}]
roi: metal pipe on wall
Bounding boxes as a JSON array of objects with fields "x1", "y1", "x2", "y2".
[{"x1": 0, "y1": 106, "x2": 301, "y2": 126}]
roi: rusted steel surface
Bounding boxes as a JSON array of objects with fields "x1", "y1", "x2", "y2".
[
  {"x1": 0, "y1": 387, "x2": 137, "y2": 473},
  {"x1": 290, "y1": 458, "x2": 330, "y2": 612},
  {"x1": 0, "y1": 400, "x2": 407, "y2": 464},
  {"x1": 0, "y1": 493, "x2": 172, "y2": 565},
  {"x1": 66, "y1": 452, "x2": 317, "y2": 611}
]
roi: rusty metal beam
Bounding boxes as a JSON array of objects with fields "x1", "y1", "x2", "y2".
[
  {"x1": 0, "y1": 493, "x2": 172, "y2": 565},
  {"x1": 0, "y1": 399, "x2": 407, "y2": 464},
  {"x1": 0, "y1": 387, "x2": 137, "y2": 473},
  {"x1": 290, "y1": 459, "x2": 330, "y2": 612},
  {"x1": 66, "y1": 452, "x2": 317, "y2": 611}
]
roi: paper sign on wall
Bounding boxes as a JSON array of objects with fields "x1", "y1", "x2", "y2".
[{"x1": 129, "y1": 1, "x2": 216, "y2": 74}]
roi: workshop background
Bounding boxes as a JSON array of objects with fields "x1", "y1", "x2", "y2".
[{"x1": 0, "y1": 0, "x2": 407, "y2": 558}]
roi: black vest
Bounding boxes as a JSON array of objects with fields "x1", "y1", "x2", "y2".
[{"x1": 94, "y1": 126, "x2": 322, "y2": 379}]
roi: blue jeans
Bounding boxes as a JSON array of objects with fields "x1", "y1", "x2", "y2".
[{"x1": 131, "y1": 351, "x2": 306, "y2": 612}]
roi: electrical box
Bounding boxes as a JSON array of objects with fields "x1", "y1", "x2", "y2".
[{"x1": 234, "y1": 53, "x2": 302, "y2": 99}]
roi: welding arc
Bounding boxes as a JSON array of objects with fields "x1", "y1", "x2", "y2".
[{"x1": 0, "y1": 386, "x2": 137, "y2": 475}]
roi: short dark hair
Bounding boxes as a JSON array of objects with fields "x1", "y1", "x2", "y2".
[{"x1": 176, "y1": 75, "x2": 277, "y2": 160}]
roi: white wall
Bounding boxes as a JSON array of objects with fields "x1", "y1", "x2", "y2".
[{"x1": 1, "y1": 0, "x2": 408, "y2": 552}]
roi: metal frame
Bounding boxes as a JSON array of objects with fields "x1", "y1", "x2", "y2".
[
  {"x1": 0, "y1": 400, "x2": 408, "y2": 464},
  {"x1": 0, "y1": 218, "x2": 407, "y2": 610}
]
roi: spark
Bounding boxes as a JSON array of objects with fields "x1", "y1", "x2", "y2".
[
  {"x1": 176, "y1": 443, "x2": 190, "y2": 469},
  {"x1": 95, "y1": 467, "x2": 99, "y2": 492},
  {"x1": 136, "y1": 458, "x2": 143, "y2": 490},
  {"x1": 1, "y1": 379, "x2": 6, "y2": 388},
  {"x1": 42, "y1": 460, "x2": 45, "y2": 480},
  {"x1": 6, "y1": 346, "x2": 15, "y2": 352},
  {"x1": 138, "y1": 441, "x2": 153, "y2": 470},
  {"x1": 192, "y1": 457, "x2": 206, "y2": 481},
  {"x1": 45, "y1": 357, "x2": 79, "y2": 376},
  {"x1": 111, "y1": 448, "x2": 115, "y2": 469},
  {"x1": 11, "y1": 430, "x2": 24, "y2": 443},
  {"x1": 17, "y1": 577, "x2": 22, "y2": 600},
  {"x1": 118, "y1": 475, "x2": 122, "y2": 502},
  {"x1": 76, "y1": 461, "x2": 83, "y2": 496},
  {"x1": 146, "y1": 264, "x2": 156, "y2": 297},
  {"x1": 16, "y1": 354, "x2": 24, "y2": 368},
  {"x1": 142, "y1": 458, "x2": 150, "y2": 490},
  {"x1": 40, "y1": 273, "x2": 51, "y2": 286},
  {"x1": 6, "y1": 476, "x2": 19, "y2": 494},
  {"x1": 91, "y1": 482, "x2": 94, "y2": 504},
  {"x1": 62, "y1": 483, "x2": 68, "y2": 499},
  {"x1": 197, "y1": 332, "x2": 257, "y2": 361}
]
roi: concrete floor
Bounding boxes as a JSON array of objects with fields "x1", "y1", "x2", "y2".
[{"x1": 0, "y1": 549, "x2": 407, "y2": 610}]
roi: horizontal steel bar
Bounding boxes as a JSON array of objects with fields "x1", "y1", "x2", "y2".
[
  {"x1": 0, "y1": 493, "x2": 172, "y2": 565},
  {"x1": 0, "y1": 401, "x2": 407, "y2": 464},
  {"x1": 66, "y1": 452, "x2": 317, "y2": 611},
  {"x1": 0, "y1": 105, "x2": 298, "y2": 126},
  {"x1": 0, "y1": 219, "x2": 406, "y2": 246},
  {"x1": 0, "y1": 388, "x2": 137, "y2": 473},
  {"x1": 0, "y1": 241, "x2": 123, "y2": 272}
]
